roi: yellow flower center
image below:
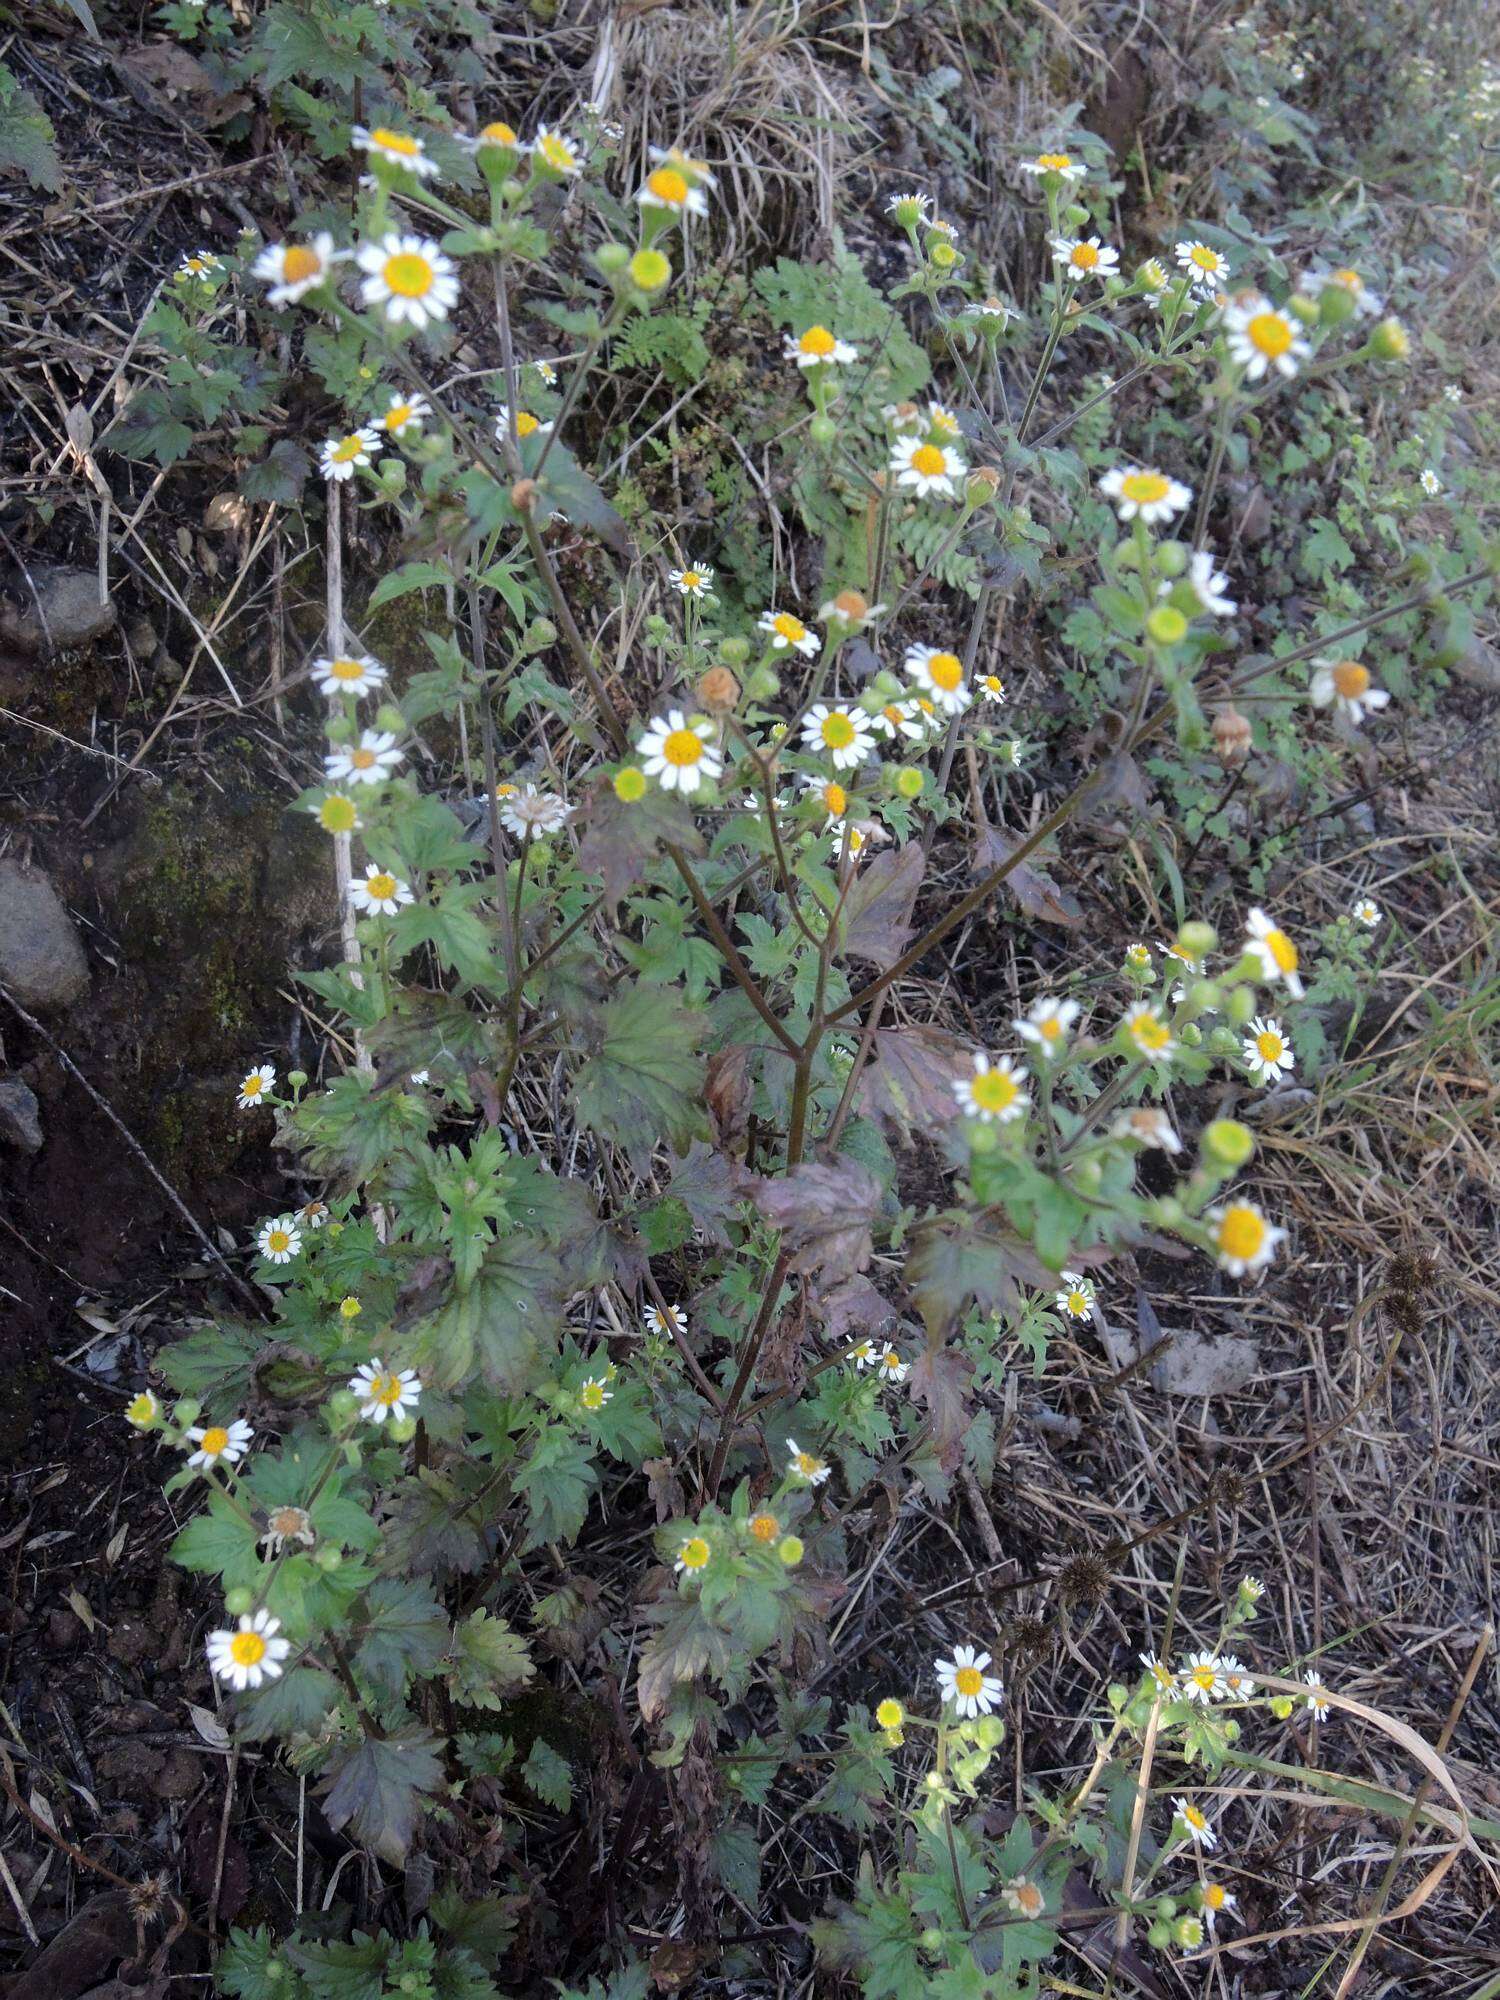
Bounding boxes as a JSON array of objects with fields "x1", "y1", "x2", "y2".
[
  {"x1": 1332, "y1": 659, "x2": 1370, "y2": 698},
  {"x1": 384, "y1": 402, "x2": 413, "y2": 431},
  {"x1": 1218, "y1": 1204, "x2": 1266, "y2": 1260},
  {"x1": 614, "y1": 767, "x2": 647, "y2": 801},
  {"x1": 799, "y1": 325, "x2": 837, "y2": 357},
  {"x1": 128, "y1": 1395, "x2": 156, "y2": 1423},
  {"x1": 1263, "y1": 927, "x2": 1298, "y2": 973},
  {"x1": 382, "y1": 253, "x2": 435, "y2": 298},
  {"x1": 320, "y1": 796, "x2": 358, "y2": 832},
  {"x1": 365, "y1": 873, "x2": 396, "y2": 901},
  {"x1": 1122, "y1": 471, "x2": 1170, "y2": 504},
  {"x1": 1066, "y1": 1289, "x2": 1089, "y2": 1315},
  {"x1": 647, "y1": 166, "x2": 690, "y2": 206},
  {"x1": 662, "y1": 727, "x2": 704, "y2": 768},
  {"x1": 679, "y1": 1537, "x2": 710, "y2": 1569},
  {"x1": 241, "y1": 1073, "x2": 264, "y2": 1097},
  {"x1": 282, "y1": 244, "x2": 321, "y2": 283},
  {"x1": 821, "y1": 712, "x2": 857, "y2": 749},
  {"x1": 199, "y1": 1426, "x2": 229, "y2": 1456},
  {"x1": 1183, "y1": 1804, "x2": 1207, "y2": 1831},
  {"x1": 953, "y1": 1665, "x2": 983, "y2": 1697},
  {"x1": 970, "y1": 1068, "x2": 1018, "y2": 1114},
  {"x1": 750, "y1": 1512, "x2": 779, "y2": 1542},
  {"x1": 1190, "y1": 1665, "x2": 1216, "y2": 1690},
  {"x1": 1204, "y1": 1884, "x2": 1227, "y2": 1911},
  {"x1": 1333, "y1": 267, "x2": 1362, "y2": 290},
  {"x1": 371, "y1": 127, "x2": 420, "y2": 157},
  {"x1": 1248, "y1": 311, "x2": 1293, "y2": 357},
  {"x1": 822, "y1": 782, "x2": 848, "y2": 816},
  {"x1": 372, "y1": 1373, "x2": 402, "y2": 1405},
  {"x1": 329, "y1": 656, "x2": 366, "y2": 681},
  {"x1": 983, "y1": 675, "x2": 1003, "y2": 694},
  {"x1": 513, "y1": 411, "x2": 539, "y2": 436},
  {"x1": 1012, "y1": 1882, "x2": 1044, "y2": 1917},
  {"x1": 680, "y1": 569, "x2": 702, "y2": 589},
  {"x1": 479, "y1": 121, "x2": 517, "y2": 147},
  {"x1": 266, "y1": 1230, "x2": 291, "y2": 1255},
  {"x1": 926, "y1": 651, "x2": 963, "y2": 691},
  {"x1": 773, "y1": 613, "x2": 807, "y2": 643},
  {"x1": 331, "y1": 435, "x2": 365, "y2": 463},
  {"x1": 581, "y1": 1382, "x2": 605, "y2": 1409},
  {"x1": 795, "y1": 1451, "x2": 821, "y2": 1477},
  {"x1": 1190, "y1": 245, "x2": 1220, "y2": 270},
  {"x1": 1039, "y1": 1017, "x2": 1062, "y2": 1041},
  {"x1": 1037, "y1": 153, "x2": 1072, "y2": 171},
  {"x1": 538, "y1": 134, "x2": 575, "y2": 170},
  {"x1": 229, "y1": 1630, "x2": 268, "y2": 1666},
  {"x1": 350, "y1": 747, "x2": 376, "y2": 769},
  {"x1": 876, "y1": 1698, "x2": 904, "y2": 1728},
  {"x1": 1256, "y1": 1029, "x2": 1284, "y2": 1061},
  {"x1": 1071, "y1": 241, "x2": 1099, "y2": 269},
  {"x1": 1132, "y1": 1013, "x2": 1171, "y2": 1051},
  {"x1": 911, "y1": 443, "x2": 946, "y2": 476}
]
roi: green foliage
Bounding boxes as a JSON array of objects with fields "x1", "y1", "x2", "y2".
[{"x1": 0, "y1": 63, "x2": 62, "y2": 191}]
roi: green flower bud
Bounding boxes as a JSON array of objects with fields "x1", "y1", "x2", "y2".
[
  {"x1": 1152, "y1": 1195, "x2": 1185, "y2": 1230},
  {"x1": 373, "y1": 702, "x2": 405, "y2": 736},
  {"x1": 314, "y1": 1544, "x2": 344, "y2": 1572},
  {"x1": 1371, "y1": 315, "x2": 1410, "y2": 361},
  {"x1": 919, "y1": 1927, "x2": 945, "y2": 1954},
  {"x1": 1225, "y1": 984, "x2": 1256, "y2": 1025},
  {"x1": 1289, "y1": 291, "x2": 1321, "y2": 326},
  {"x1": 1271, "y1": 1694, "x2": 1294, "y2": 1720},
  {"x1": 1146, "y1": 604, "x2": 1188, "y2": 647},
  {"x1": 1073, "y1": 1157, "x2": 1103, "y2": 1194},
  {"x1": 1179, "y1": 1021, "x2": 1202, "y2": 1047},
  {"x1": 1108, "y1": 1681, "x2": 1129, "y2": 1711},
  {"x1": 895, "y1": 765, "x2": 925, "y2": 799},
  {"x1": 1159, "y1": 1896, "x2": 1178, "y2": 1919},
  {"x1": 326, "y1": 1388, "x2": 362, "y2": 1427},
  {"x1": 968, "y1": 1120, "x2": 999, "y2": 1153},
  {"x1": 224, "y1": 1587, "x2": 255, "y2": 1616},
  {"x1": 720, "y1": 634, "x2": 752, "y2": 667},
  {"x1": 1174, "y1": 1914, "x2": 1205, "y2": 1949},
  {"x1": 1147, "y1": 1920, "x2": 1172, "y2": 1949},
  {"x1": 388, "y1": 1414, "x2": 418, "y2": 1444},
  {"x1": 972, "y1": 1713, "x2": 1005, "y2": 1748},
  {"x1": 526, "y1": 617, "x2": 558, "y2": 648},
  {"x1": 929, "y1": 239, "x2": 959, "y2": 271},
  {"x1": 629, "y1": 247, "x2": 672, "y2": 294},
  {"x1": 324, "y1": 714, "x2": 354, "y2": 744},
  {"x1": 1318, "y1": 282, "x2": 1355, "y2": 327},
  {"x1": 778, "y1": 1535, "x2": 804, "y2": 1567},
  {"x1": 287, "y1": 1069, "x2": 308, "y2": 1090},
  {"x1": 1063, "y1": 202, "x2": 1089, "y2": 228},
  {"x1": 1188, "y1": 979, "x2": 1220, "y2": 1015},
  {"x1": 613, "y1": 765, "x2": 647, "y2": 802},
  {"x1": 1177, "y1": 921, "x2": 1217, "y2": 961},
  {"x1": 174, "y1": 1398, "x2": 202, "y2": 1427},
  {"x1": 809, "y1": 413, "x2": 838, "y2": 447},
  {"x1": 594, "y1": 241, "x2": 630, "y2": 274},
  {"x1": 1202, "y1": 1117, "x2": 1255, "y2": 1168},
  {"x1": 1156, "y1": 538, "x2": 1189, "y2": 578},
  {"x1": 1206, "y1": 1025, "x2": 1240, "y2": 1058},
  {"x1": 744, "y1": 664, "x2": 780, "y2": 702}
]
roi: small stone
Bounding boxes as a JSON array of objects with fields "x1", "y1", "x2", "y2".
[
  {"x1": 0, "y1": 1076, "x2": 42, "y2": 1151},
  {"x1": 0, "y1": 861, "x2": 89, "y2": 1011},
  {"x1": 0, "y1": 566, "x2": 115, "y2": 657}
]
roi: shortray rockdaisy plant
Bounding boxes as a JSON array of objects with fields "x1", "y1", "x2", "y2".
[
  {"x1": 319, "y1": 427, "x2": 381, "y2": 483},
  {"x1": 1210, "y1": 1199, "x2": 1286, "y2": 1277},
  {"x1": 1175, "y1": 239, "x2": 1232, "y2": 289},
  {"x1": 499, "y1": 786, "x2": 569, "y2": 839},
  {"x1": 801, "y1": 703, "x2": 874, "y2": 770},
  {"x1": 236, "y1": 1063, "x2": 275, "y2": 1109},
  {"x1": 1225, "y1": 295, "x2": 1310, "y2": 381},
  {"x1": 637, "y1": 710, "x2": 722, "y2": 795},
  {"x1": 1100, "y1": 465, "x2": 1192, "y2": 525},
  {"x1": 185, "y1": 1417, "x2": 254, "y2": 1471},
  {"x1": 890, "y1": 434, "x2": 967, "y2": 499},
  {"x1": 936, "y1": 1644, "x2": 1004, "y2": 1717},
  {"x1": 326, "y1": 730, "x2": 403, "y2": 786},
  {"x1": 786, "y1": 325, "x2": 857, "y2": 368},
  {"x1": 1021, "y1": 150, "x2": 1086, "y2": 181},
  {"x1": 757, "y1": 608, "x2": 819, "y2": 657},
  {"x1": 952, "y1": 1051, "x2": 1030, "y2": 1124},
  {"x1": 1310, "y1": 656, "x2": 1390, "y2": 725},
  {"x1": 1244, "y1": 907, "x2": 1303, "y2": 996},
  {"x1": 352, "y1": 124, "x2": 439, "y2": 179},
  {"x1": 786, "y1": 1439, "x2": 831, "y2": 1485},
  {"x1": 257, "y1": 1215, "x2": 303, "y2": 1264},
  {"x1": 349, "y1": 1360, "x2": 422, "y2": 1424},
  {"x1": 1054, "y1": 1271, "x2": 1096, "y2": 1321},
  {"x1": 1243, "y1": 1016, "x2": 1295, "y2": 1084},
  {"x1": 1052, "y1": 236, "x2": 1119, "y2": 281},
  {"x1": 207, "y1": 1609, "x2": 290, "y2": 1691},
  {"x1": 253, "y1": 234, "x2": 340, "y2": 307},
  {"x1": 903, "y1": 643, "x2": 971, "y2": 714},
  {"x1": 1172, "y1": 1797, "x2": 1218, "y2": 1850},
  {"x1": 378, "y1": 390, "x2": 430, "y2": 438},
  {"x1": 670, "y1": 563, "x2": 715, "y2": 598},
  {"x1": 356, "y1": 235, "x2": 460, "y2": 331},
  {"x1": 1016, "y1": 995, "x2": 1080, "y2": 1059},
  {"x1": 315, "y1": 652, "x2": 387, "y2": 698},
  {"x1": 1181, "y1": 1651, "x2": 1227, "y2": 1703},
  {"x1": 349, "y1": 865, "x2": 414, "y2": 916}
]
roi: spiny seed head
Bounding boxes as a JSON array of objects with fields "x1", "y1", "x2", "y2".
[
  {"x1": 1387, "y1": 1290, "x2": 1424, "y2": 1339},
  {"x1": 1006, "y1": 1615, "x2": 1052, "y2": 1658},
  {"x1": 1213, "y1": 1469, "x2": 1247, "y2": 1509},
  {"x1": 1387, "y1": 1249, "x2": 1437, "y2": 1296},
  {"x1": 1057, "y1": 1553, "x2": 1112, "y2": 1604}
]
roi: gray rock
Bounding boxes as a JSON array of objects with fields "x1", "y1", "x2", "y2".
[
  {"x1": 0, "y1": 566, "x2": 116, "y2": 656},
  {"x1": 0, "y1": 862, "x2": 89, "y2": 1011},
  {"x1": 0, "y1": 1076, "x2": 42, "y2": 1152}
]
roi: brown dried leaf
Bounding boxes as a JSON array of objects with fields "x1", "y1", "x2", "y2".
[
  {"x1": 703, "y1": 1044, "x2": 752, "y2": 1151},
  {"x1": 857, "y1": 1024, "x2": 968, "y2": 1139},
  {"x1": 972, "y1": 825, "x2": 1083, "y2": 927},
  {"x1": 575, "y1": 774, "x2": 705, "y2": 913},
  {"x1": 907, "y1": 1343, "x2": 975, "y2": 1473},
  {"x1": 908, "y1": 1218, "x2": 1053, "y2": 1337},
  {"x1": 811, "y1": 1274, "x2": 900, "y2": 1347},
  {"x1": 747, "y1": 1159, "x2": 882, "y2": 1283},
  {"x1": 839, "y1": 842, "x2": 925, "y2": 968}
]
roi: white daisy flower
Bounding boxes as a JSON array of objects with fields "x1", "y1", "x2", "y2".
[
  {"x1": 1199, "y1": 1882, "x2": 1238, "y2": 1932},
  {"x1": 1122, "y1": 1004, "x2": 1176, "y2": 1064},
  {"x1": 125, "y1": 1390, "x2": 160, "y2": 1429},
  {"x1": 355, "y1": 235, "x2": 460, "y2": 330},
  {"x1": 675, "y1": 1534, "x2": 711, "y2": 1573},
  {"x1": 531, "y1": 126, "x2": 584, "y2": 176},
  {"x1": 1244, "y1": 907, "x2": 1303, "y2": 995},
  {"x1": 325, "y1": 730, "x2": 403, "y2": 787},
  {"x1": 297, "y1": 1199, "x2": 329, "y2": 1231},
  {"x1": 314, "y1": 653, "x2": 386, "y2": 698},
  {"x1": 1175, "y1": 240, "x2": 1232, "y2": 289},
  {"x1": 1303, "y1": 1669, "x2": 1331, "y2": 1714},
  {"x1": 757, "y1": 608, "x2": 820, "y2": 657},
  {"x1": 458, "y1": 119, "x2": 519, "y2": 155},
  {"x1": 648, "y1": 143, "x2": 716, "y2": 187},
  {"x1": 849, "y1": 1340, "x2": 877, "y2": 1369},
  {"x1": 801, "y1": 703, "x2": 874, "y2": 770},
  {"x1": 903, "y1": 643, "x2": 971, "y2": 714},
  {"x1": 1052, "y1": 236, "x2": 1119, "y2": 281},
  {"x1": 636, "y1": 710, "x2": 722, "y2": 795},
  {"x1": 499, "y1": 785, "x2": 568, "y2": 839},
  {"x1": 1114, "y1": 1106, "x2": 1182, "y2": 1152},
  {"x1": 1099, "y1": 465, "x2": 1192, "y2": 524},
  {"x1": 885, "y1": 191, "x2": 931, "y2": 226},
  {"x1": 818, "y1": 588, "x2": 886, "y2": 630},
  {"x1": 378, "y1": 391, "x2": 430, "y2": 438},
  {"x1": 1054, "y1": 1271, "x2": 1095, "y2": 1321},
  {"x1": 1015, "y1": 996, "x2": 1080, "y2": 1059},
  {"x1": 175, "y1": 250, "x2": 222, "y2": 281},
  {"x1": 319, "y1": 427, "x2": 382, "y2": 483},
  {"x1": 890, "y1": 435, "x2": 967, "y2": 499},
  {"x1": 936, "y1": 1644, "x2": 1004, "y2": 1717},
  {"x1": 1209, "y1": 1199, "x2": 1287, "y2": 1277},
  {"x1": 253, "y1": 234, "x2": 341, "y2": 307},
  {"x1": 1171, "y1": 548, "x2": 1237, "y2": 616},
  {"x1": 1309, "y1": 655, "x2": 1391, "y2": 725},
  {"x1": 349, "y1": 865, "x2": 414, "y2": 916},
  {"x1": 976, "y1": 672, "x2": 1007, "y2": 703},
  {"x1": 352, "y1": 125, "x2": 439, "y2": 179},
  {"x1": 1139, "y1": 1651, "x2": 1177, "y2": 1695},
  {"x1": 1301, "y1": 264, "x2": 1382, "y2": 316},
  {"x1": 952, "y1": 1052, "x2": 1030, "y2": 1125},
  {"x1": 1002, "y1": 1876, "x2": 1046, "y2": 1919},
  {"x1": 785, "y1": 325, "x2": 858, "y2": 368},
  {"x1": 925, "y1": 217, "x2": 959, "y2": 242},
  {"x1": 875, "y1": 1346, "x2": 909, "y2": 1385},
  {"x1": 924, "y1": 401, "x2": 963, "y2": 439},
  {"x1": 637, "y1": 160, "x2": 708, "y2": 219},
  {"x1": 1218, "y1": 1655, "x2": 1256, "y2": 1698},
  {"x1": 1172, "y1": 1797, "x2": 1218, "y2": 1849},
  {"x1": 786, "y1": 1438, "x2": 831, "y2": 1485},
  {"x1": 1443, "y1": 384, "x2": 1462, "y2": 404},
  {"x1": 1225, "y1": 296, "x2": 1310, "y2": 381},
  {"x1": 1124, "y1": 942, "x2": 1153, "y2": 972},
  {"x1": 578, "y1": 1375, "x2": 612, "y2": 1411},
  {"x1": 871, "y1": 700, "x2": 924, "y2": 743},
  {"x1": 185, "y1": 1417, "x2": 254, "y2": 1471},
  {"x1": 495, "y1": 407, "x2": 552, "y2": 444},
  {"x1": 532, "y1": 359, "x2": 558, "y2": 386},
  {"x1": 803, "y1": 776, "x2": 851, "y2": 827},
  {"x1": 237, "y1": 1064, "x2": 275, "y2": 1110},
  {"x1": 1419, "y1": 467, "x2": 1442, "y2": 495},
  {"x1": 348, "y1": 1358, "x2": 422, "y2": 1423},
  {"x1": 206, "y1": 1609, "x2": 290, "y2": 1691},
  {"x1": 1242, "y1": 1015, "x2": 1294, "y2": 1084},
  {"x1": 256, "y1": 1215, "x2": 304, "y2": 1264},
  {"x1": 963, "y1": 294, "x2": 1011, "y2": 328},
  {"x1": 670, "y1": 564, "x2": 715, "y2": 597},
  {"x1": 1351, "y1": 897, "x2": 1382, "y2": 927},
  {"x1": 1021, "y1": 151, "x2": 1085, "y2": 180},
  {"x1": 1181, "y1": 1651, "x2": 1227, "y2": 1703},
  {"x1": 644, "y1": 1302, "x2": 688, "y2": 1337}
]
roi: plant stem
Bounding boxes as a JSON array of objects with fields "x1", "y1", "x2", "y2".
[{"x1": 701, "y1": 1246, "x2": 793, "y2": 1502}]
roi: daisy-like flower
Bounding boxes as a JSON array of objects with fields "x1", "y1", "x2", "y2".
[
  {"x1": 801, "y1": 703, "x2": 875, "y2": 770},
  {"x1": 637, "y1": 161, "x2": 708, "y2": 219},
  {"x1": 1302, "y1": 264, "x2": 1382, "y2": 316},
  {"x1": 297, "y1": 1198, "x2": 329, "y2": 1231},
  {"x1": 315, "y1": 652, "x2": 386, "y2": 698},
  {"x1": 1054, "y1": 1272, "x2": 1095, "y2": 1321},
  {"x1": 175, "y1": 250, "x2": 221, "y2": 281},
  {"x1": 576, "y1": 1375, "x2": 611, "y2": 1413},
  {"x1": 1124, "y1": 942, "x2": 1153, "y2": 973},
  {"x1": 353, "y1": 125, "x2": 439, "y2": 179},
  {"x1": 349, "y1": 865, "x2": 414, "y2": 916},
  {"x1": 1243, "y1": 1015, "x2": 1295, "y2": 1084},
  {"x1": 256, "y1": 1215, "x2": 303, "y2": 1264},
  {"x1": 1303, "y1": 1669, "x2": 1331, "y2": 1713},
  {"x1": 644, "y1": 1302, "x2": 688, "y2": 1337},
  {"x1": 1199, "y1": 1881, "x2": 1238, "y2": 1932},
  {"x1": 976, "y1": 672, "x2": 1007, "y2": 703},
  {"x1": 1016, "y1": 996, "x2": 1080, "y2": 1059},
  {"x1": 206, "y1": 1609, "x2": 289, "y2": 1691},
  {"x1": 803, "y1": 776, "x2": 851, "y2": 827},
  {"x1": 1115, "y1": 1106, "x2": 1182, "y2": 1152},
  {"x1": 1172, "y1": 1797, "x2": 1218, "y2": 1850},
  {"x1": 1310, "y1": 656, "x2": 1390, "y2": 725},
  {"x1": 849, "y1": 1340, "x2": 877, "y2": 1369},
  {"x1": 874, "y1": 1696, "x2": 904, "y2": 1729},
  {"x1": 785, "y1": 325, "x2": 858, "y2": 368},
  {"x1": 818, "y1": 588, "x2": 886, "y2": 631},
  {"x1": 532, "y1": 358, "x2": 558, "y2": 386},
  {"x1": 675, "y1": 1535, "x2": 711, "y2": 1573},
  {"x1": 1021, "y1": 150, "x2": 1085, "y2": 180},
  {"x1": 458, "y1": 119, "x2": 519, "y2": 155},
  {"x1": 1174, "y1": 548, "x2": 1237, "y2": 616},
  {"x1": 890, "y1": 434, "x2": 967, "y2": 499},
  {"x1": 326, "y1": 730, "x2": 403, "y2": 787},
  {"x1": 378, "y1": 391, "x2": 430, "y2": 439},
  {"x1": 1218, "y1": 1656, "x2": 1256, "y2": 1698},
  {"x1": 1052, "y1": 236, "x2": 1119, "y2": 281},
  {"x1": 1244, "y1": 908, "x2": 1303, "y2": 996},
  {"x1": 1175, "y1": 240, "x2": 1231, "y2": 289},
  {"x1": 260, "y1": 1505, "x2": 315, "y2": 1557},
  {"x1": 237, "y1": 1063, "x2": 275, "y2": 1109},
  {"x1": 498, "y1": 785, "x2": 569, "y2": 839},
  {"x1": 637, "y1": 710, "x2": 722, "y2": 795},
  {"x1": 312, "y1": 792, "x2": 361, "y2": 835},
  {"x1": 1181, "y1": 1651, "x2": 1227, "y2": 1703},
  {"x1": 670, "y1": 564, "x2": 715, "y2": 597},
  {"x1": 349, "y1": 1359, "x2": 421, "y2": 1424},
  {"x1": 648, "y1": 142, "x2": 715, "y2": 188},
  {"x1": 758, "y1": 608, "x2": 819, "y2": 657},
  {"x1": 886, "y1": 190, "x2": 931, "y2": 227},
  {"x1": 185, "y1": 1417, "x2": 254, "y2": 1471},
  {"x1": 1003, "y1": 1876, "x2": 1047, "y2": 1919},
  {"x1": 936, "y1": 1644, "x2": 1004, "y2": 1717},
  {"x1": 1140, "y1": 1651, "x2": 1177, "y2": 1696},
  {"x1": 531, "y1": 125, "x2": 583, "y2": 176},
  {"x1": 1136, "y1": 256, "x2": 1170, "y2": 296},
  {"x1": 356, "y1": 235, "x2": 460, "y2": 330},
  {"x1": 786, "y1": 1438, "x2": 831, "y2": 1486},
  {"x1": 1225, "y1": 295, "x2": 1310, "y2": 381},
  {"x1": 924, "y1": 400, "x2": 963, "y2": 439},
  {"x1": 1123, "y1": 1004, "x2": 1176, "y2": 1064},
  {"x1": 952, "y1": 1052, "x2": 1030, "y2": 1125},
  {"x1": 1210, "y1": 1200, "x2": 1287, "y2": 1277},
  {"x1": 495, "y1": 407, "x2": 552, "y2": 444},
  {"x1": 875, "y1": 1346, "x2": 909, "y2": 1385},
  {"x1": 903, "y1": 643, "x2": 971, "y2": 715},
  {"x1": 1419, "y1": 467, "x2": 1442, "y2": 495},
  {"x1": 1240, "y1": 1574, "x2": 1265, "y2": 1602},
  {"x1": 1352, "y1": 897, "x2": 1382, "y2": 927},
  {"x1": 963, "y1": 294, "x2": 1011, "y2": 329},
  {"x1": 125, "y1": 1390, "x2": 160, "y2": 1429},
  {"x1": 253, "y1": 234, "x2": 340, "y2": 307},
  {"x1": 1444, "y1": 383, "x2": 1462, "y2": 404},
  {"x1": 1099, "y1": 465, "x2": 1192, "y2": 524},
  {"x1": 749, "y1": 1511, "x2": 780, "y2": 1543},
  {"x1": 319, "y1": 427, "x2": 382, "y2": 483}
]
